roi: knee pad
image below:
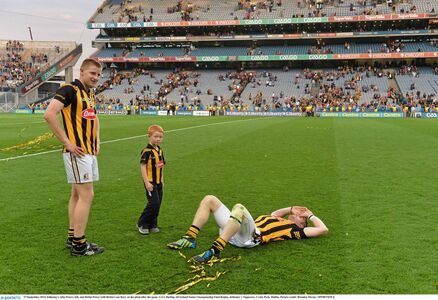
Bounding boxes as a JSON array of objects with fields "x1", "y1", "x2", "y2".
[{"x1": 230, "y1": 203, "x2": 247, "y2": 224}]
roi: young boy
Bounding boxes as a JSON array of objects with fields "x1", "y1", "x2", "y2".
[{"x1": 137, "y1": 125, "x2": 166, "y2": 235}]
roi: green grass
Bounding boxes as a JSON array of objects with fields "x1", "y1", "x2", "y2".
[{"x1": 1, "y1": 113, "x2": 438, "y2": 294}]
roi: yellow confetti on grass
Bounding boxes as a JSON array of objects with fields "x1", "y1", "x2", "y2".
[
  {"x1": 144, "y1": 253, "x2": 241, "y2": 294},
  {"x1": 0, "y1": 132, "x2": 54, "y2": 152}
]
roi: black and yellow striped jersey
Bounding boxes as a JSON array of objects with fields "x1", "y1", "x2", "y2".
[
  {"x1": 53, "y1": 79, "x2": 98, "y2": 155},
  {"x1": 140, "y1": 144, "x2": 166, "y2": 184},
  {"x1": 255, "y1": 215, "x2": 308, "y2": 244}
]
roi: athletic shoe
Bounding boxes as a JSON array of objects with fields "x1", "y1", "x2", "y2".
[
  {"x1": 70, "y1": 243, "x2": 104, "y2": 256},
  {"x1": 66, "y1": 238, "x2": 97, "y2": 249},
  {"x1": 167, "y1": 235, "x2": 196, "y2": 249},
  {"x1": 137, "y1": 224, "x2": 149, "y2": 235},
  {"x1": 190, "y1": 249, "x2": 220, "y2": 263},
  {"x1": 150, "y1": 227, "x2": 160, "y2": 233}
]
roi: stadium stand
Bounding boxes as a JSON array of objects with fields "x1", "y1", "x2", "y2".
[
  {"x1": 89, "y1": 0, "x2": 437, "y2": 23},
  {"x1": 0, "y1": 40, "x2": 75, "y2": 89},
  {"x1": 0, "y1": 40, "x2": 81, "y2": 113},
  {"x1": 77, "y1": 0, "x2": 438, "y2": 116},
  {"x1": 97, "y1": 41, "x2": 438, "y2": 58}
]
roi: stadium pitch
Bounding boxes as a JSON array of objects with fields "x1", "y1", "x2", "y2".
[{"x1": 1, "y1": 114, "x2": 437, "y2": 294}]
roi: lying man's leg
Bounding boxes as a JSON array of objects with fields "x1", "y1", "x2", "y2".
[
  {"x1": 191, "y1": 203, "x2": 248, "y2": 263},
  {"x1": 167, "y1": 195, "x2": 223, "y2": 250}
]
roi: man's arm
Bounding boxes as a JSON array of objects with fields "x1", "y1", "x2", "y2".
[
  {"x1": 271, "y1": 206, "x2": 307, "y2": 218},
  {"x1": 270, "y1": 207, "x2": 291, "y2": 218},
  {"x1": 301, "y1": 208, "x2": 329, "y2": 238},
  {"x1": 44, "y1": 99, "x2": 84, "y2": 156}
]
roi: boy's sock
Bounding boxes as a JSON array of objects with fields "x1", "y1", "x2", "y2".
[{"x1": 185, "y1": 225, "x2": 200, "y2": 239}]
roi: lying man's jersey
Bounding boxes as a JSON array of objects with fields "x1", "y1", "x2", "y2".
[{"x1": 254, "y1": 215, "x2": 308, "y2": 243}]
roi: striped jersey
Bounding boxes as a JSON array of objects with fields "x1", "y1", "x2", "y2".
[
  {"x1": 53, "y1": 79, "x2": 98, "y2": 155},
  {"x1": 255, "y1": 215, "x2": 308, "y2": 244},
  {"x1": 140, "y1": 144, "x2": 165, "y2": 184}
]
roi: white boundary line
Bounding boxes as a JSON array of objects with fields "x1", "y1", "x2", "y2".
[
  {"x1": 0, "y1": 118, "x2": 265, "y2": 162},
  {"x1": 1, "y1": 120, "x2": 46, "y2": 126}
]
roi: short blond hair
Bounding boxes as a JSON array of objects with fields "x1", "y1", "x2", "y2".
[
  {"x1": 148, "y1": 125, "x2": 164, "y2": 136},
  {"x1": 80, "y1": 58, "x2": 102, "y2": 71}
]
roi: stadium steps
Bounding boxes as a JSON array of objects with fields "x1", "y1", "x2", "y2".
[
  {"x1": 18, "y1": 44, "x2": 82, "y2": 96},
  {"x1": 428, "y1": 80, "x2": 437, "y2": 94},
  {"x1": 21, "y1": 48, "x2": 32, "y2": 63},
  {"x1": 389, "y1": 78, "x2": 400, "y2": 95}
]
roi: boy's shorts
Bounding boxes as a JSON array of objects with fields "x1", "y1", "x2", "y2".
[{"x1": 63, "y1": 153, "x2": 99, "y2": 184}]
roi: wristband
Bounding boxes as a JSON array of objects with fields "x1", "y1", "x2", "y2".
[{"x1": 308, "y1": 214, "x2": 315, "y2": 220}]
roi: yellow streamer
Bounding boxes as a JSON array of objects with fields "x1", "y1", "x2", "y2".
[
  {"x1": 166, "y1": 255, "x2": 241, "y2": 294},
  {"x1": 1, "y1": 132, "x2": 54, "y2": 152}
]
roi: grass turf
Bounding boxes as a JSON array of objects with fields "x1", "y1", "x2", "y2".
[{"x1": 0, "y1": 114, "x2": 437, "y2": 294}]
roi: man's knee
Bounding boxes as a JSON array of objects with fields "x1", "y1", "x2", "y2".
[
  {"x1": 200, "y1": 195, "x2": 221, "y2": 211},
  {"x1": 75, "y1": 183, "x2": 94, "y2": 203},
  {"x1": 230, "y1": 203, "x2": 247, "y2": 224}
]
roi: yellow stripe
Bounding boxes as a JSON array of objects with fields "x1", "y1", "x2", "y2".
[
  {"x1": 261, "y1": 228, "x2": 292, "y2": 242},
  {"x1": 74, "y1": 89, "x2": 87, "y2": 152},
  {"x1": 71, "y1": 154, "x2": 80, "y2": 183},
  {"x1": 55, "y1": 94, "x2": 65, "y2": 100},
  {"x1": 61, "y1": 105, "x2": 75, "y2": 152},
  {"x1": 147, "y1": 156, "x2": 153, "y2": 182},
  {"x1": 254, "y1": 215, "x2": 271, "y2": 227},
  {"x1": 259, "y1": 220, "x2": 291, "y2": 232},
  {"x1": 152, "y1": 149, "x2": 161, "y2": 184},
  {"x1": 141, "y1": 149, "x2": 152, "y2": 156},
  {"x1": 82, "y1": 91, "x2": 93, "y2": 154}
]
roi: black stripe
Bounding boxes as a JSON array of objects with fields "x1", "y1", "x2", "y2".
[
  {"x1": 90, "y1": 110, "x2": 95, "y2": 154},
  {"x1": 256, "y1": 217, "x2": 278, "y2": 229},
  {"x1": 61, "y1": 111, "x2": 69, "y2": 152},
  {"x1": 151, "y1": 153, "x2": 157, "y2": 183},
  {"x1": 70, "y1": 153, "x2": 79, "y2": 183},
  {"x1": 81, "y1": 91, "x2": 89, "y2": 154},
  {"x1": 73, "y1": 155, "x2": 81, "y2": 184},
  {"x1": 260, "y1": 224, "x2": 292, "y2": 236},
  {"x1": 70, "y1": 92, "x2": 81, "y2": 148},
  {"x1": 230, "y1": 215, "x2": 242, "y2": 224}
]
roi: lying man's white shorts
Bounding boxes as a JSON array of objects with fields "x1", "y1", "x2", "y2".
[
  {"x1": 213, "y1": 204, "x2": 260, "y2": 248},
  {"x1": 63, "y1": 153, "x2": 99, "y2": 184}
]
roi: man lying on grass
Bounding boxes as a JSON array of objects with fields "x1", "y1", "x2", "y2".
[{"x1": 167, "y1": 195, "x2": 328, "y2": 263}]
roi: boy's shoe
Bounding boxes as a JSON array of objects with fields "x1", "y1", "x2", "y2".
[
  {"x1": 70, "y1": 243, "x2": 105, "y2": 256},
  {"x1": 137, "y1": 224, "x2": 149, "y2": 235},
  {"x1": 190, "y1": 249, "x2": 220, "y2": 264},
  {"x1": 150, "y1": 227, "x2": 160, "y2": 233},
  {"x1": 167, "y1": 235, "x2": 196, "y2": 249},
  {"x1": 66, "y1": 238, "x2": 97, "y2": 249}
]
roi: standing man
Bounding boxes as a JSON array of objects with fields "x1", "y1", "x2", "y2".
[{"x1": 44, "y1": 58, "x2": 104, "y2": 256}]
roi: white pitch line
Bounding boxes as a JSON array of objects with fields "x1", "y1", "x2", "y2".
[
  {"x1": 0, "y1": 118, "x2": 265, "y2": 162},
  {"x1": 1, "y1": 120, "x2": 46, "y2": 126}
]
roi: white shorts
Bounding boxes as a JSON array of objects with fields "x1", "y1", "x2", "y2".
[
  {"x1": 63, "y1": 153, "x2": 99, "y2": 184},
  {"x1": 213, "y1": 204, "x2": 260, "y2": 248}
]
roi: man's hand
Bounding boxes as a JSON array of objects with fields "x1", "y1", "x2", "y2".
[
  {"x1": 96, "y1": 141, "x2": 100, "y2": 156},
  {"x1": 291, "y1": 206, "x2": 307, "y2": 216},
  {"x1": 302, "y1": 208, "x2": 314, "y2": 218},
  {"x1": 65, "y1": 142, "x2": 85, "y2": 157}
]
